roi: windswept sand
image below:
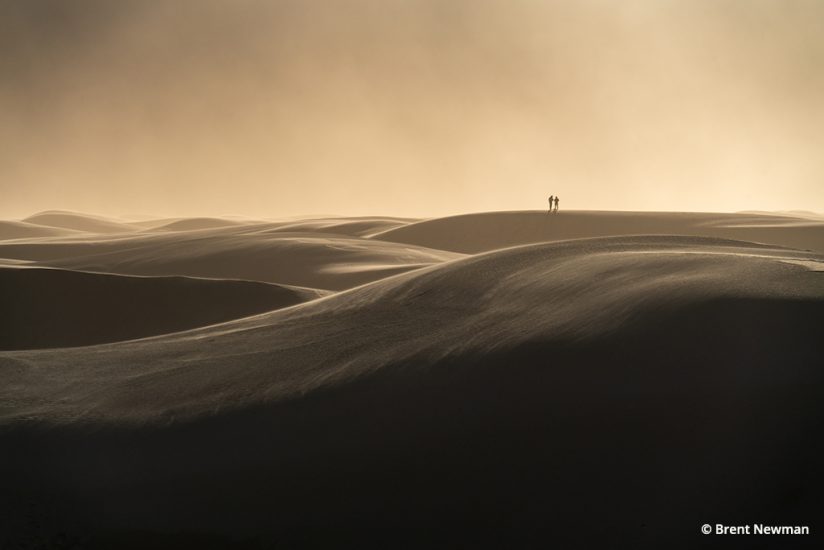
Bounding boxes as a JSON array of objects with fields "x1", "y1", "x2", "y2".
[
  {"x1": 23, "y1": 211, "x2": 140, "y2": 234},
  {"x1": 1, "y1": 210, "x2": 823, "y2": 548},
  {"x1": 144, "y1": 217, "x2": 249, "y2": 232},
  {"x1": 0, "y1": 225, "x2": 461, "y2": 291},
  {"x1": 0, "y1": 220, "x2": 82, "y2": 240},
  {"x1": 260, "y1": 216, "x2": 416, "y2": 237},
  {"x1": 374, "y1": 210, "x2": 824, "y2": 253},
  {"x1": 3, "y1": 234, "x2": 822, "y2": 421}
]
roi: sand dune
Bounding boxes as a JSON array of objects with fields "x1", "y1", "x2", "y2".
[
  {"x1": 262, "y1": 216, "x2": 416, "y2": 237},
  {"x1": 0, "y1": 267, "x2": 323, "y2": 350},
  {"x1": 129, "y1": 215, "x2": 412, "y2": 236},
  {"x1": 0, "y1": 220, "x2": 81, "y2": 240},
  {"x1": 23, "y1": 210, "x2": 139, "y2": 234},
  {"x1": 374, "y1": 210, "x2": 824, "y2": 253},
  {"x1": 740, "y1": 209, "x2": 824, "y2": 221},
  {"x1": 145, "y1": 217, "x2": 248, "y2": 232},
  {"x1": 0, "y1": 226, "x2": 462, "y2": 290},
  {"x1": 2, "y1": 235, "x2": 822, "y2": 547},
  {"x1": 4, "y1": 235, "x2": 819, "y2": 421}
]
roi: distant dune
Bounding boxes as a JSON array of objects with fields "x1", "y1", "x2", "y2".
[
  {"x1": 1, "y1": 234, "x2": 822, "y2": 547},
  {"x1": 0, "y1": 267, "x2": 323, "y2": 350},
  {"x1": 0, "y1": 226, "x2": 462, "y2": 290},
  {"x1": 263, "y1": 216, "x2": 416, "y2": 237},
  {"x1": 374, "y1": 210, "x2": 824, "y2": 253},
  {"x1": 145, "y1": 217, "x2": 248, "y2": 232},
  {"x1": 739, "y1": 209, "x2": 824, "y2": 221},
  {"x1": 23, "y1": 210, "x2": 139, "y2": 234},
  {"x1": 0, "y1": 220, "x2": 81, "y2": 240}
]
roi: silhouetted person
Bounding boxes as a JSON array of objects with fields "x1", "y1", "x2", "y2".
[
  {"x1": 554, "y1": 196, "x2": 560, "y2": 213},
  {"x1": 548, "y1": 195, "x2": 554, "y2": 213}
]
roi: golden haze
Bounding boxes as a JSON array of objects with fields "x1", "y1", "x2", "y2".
[{"x1": 1, "y1": 0, "x2": 823, "y2": 218}]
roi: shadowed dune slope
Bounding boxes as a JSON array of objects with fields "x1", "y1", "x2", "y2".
[
  {"x1": 23, "y1": 211, "x2": 139, "y2": 234},
  {"x1": 0, "y1": 267, "x2": 323, "y2": 350},
  {"x1": 1, "y1": 236, "x2": 823, "y2": 547},
  {"x1": 373, "y1": 210, "x2": 824, "y2": 253},
  {"x1": 0, "y1": 226, "x2": 462, "y2": 290}
]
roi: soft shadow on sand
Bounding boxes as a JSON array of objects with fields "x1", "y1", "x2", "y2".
[{"x1": 0, "y1": 267, "x2": 324, "y2": 350}]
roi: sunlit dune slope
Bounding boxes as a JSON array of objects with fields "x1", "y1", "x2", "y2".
[
  {"x1": 374, "y1": 210, "x2": 824, "y2": 253},
  {"x1": 0, "y1": 225, "x2": 462, "y2": 290},
  {"x1": 1, "y1": 235, "x2": 822, "y2": 546},
  {"x1": 0, "y1": 267, "x2": 323, "y2": 350}
]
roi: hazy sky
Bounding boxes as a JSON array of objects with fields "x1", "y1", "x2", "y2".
[{"x1": 2, "y1": 0, "x2": 823, "y2": 219}]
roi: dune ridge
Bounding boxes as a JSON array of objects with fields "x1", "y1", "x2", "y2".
[
  {"x1": 373, "y1": 210, "x2": 824, "y2": 253},
  {"x1": 0, "y1": 220, "x2": 82, "y2": 240},
  {"x1": 0, "y1": 226, "x2": 462, "y2": 290},
  {"x1": 145, "y1": 217, "x2": 248, "y2": 232},
  {"x1": 2, "y1": 235, "x2": 821, "y2": 423},
  {"x1": 260, "y1": 216, "x2": 416, "y2": 237},
  {"x1": 23, "y1": 211, "x2": 140, "y2": 234}
]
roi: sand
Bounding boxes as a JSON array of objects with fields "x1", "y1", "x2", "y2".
[
  {"x1": 374, "y1": 210, "x2": 824, "y2": 253},
  {"x1": 23, "y1": 211, "x2": 141, "y2": 234},
  {"x1": 0, "y1": 266, "x2": 324, "y2": 350},
  {"x1": 145, "y1": 217, "x2": 248, "y2": 232},
  {"x1": 0, "y1": 220, "x2": 82, "y2": 240},
  {"x1": 0, "y1": 223, "x2": 462, "y2": 291},
  {"x1": 1, "y1": 210, "x2": 822, "y2": 548}
]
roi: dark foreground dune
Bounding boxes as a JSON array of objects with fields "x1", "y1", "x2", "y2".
[
  {"x1": 0, "y1": 267, "x2": 323, "y2": 350},
  {"x1": 1, "y1": 234, "x2": 823, "y2": 548}
]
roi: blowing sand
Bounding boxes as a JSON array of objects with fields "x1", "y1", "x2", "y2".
[{"x1": 1, "y1": 210, "x2": 822, "y2": 549}]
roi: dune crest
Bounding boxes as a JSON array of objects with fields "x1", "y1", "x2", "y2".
[
  {"x1": 3, "y1": 234, "x2": 821, "y2": 423},
  {"x1": 0, "y1": 220, "x2": 82, "y2": 240},
  {"x1": 23, "y1": 211, "x2": 139, "y2": 234},
  {"x1": 0, "y1": 226, "x2": 463, "y2": 290},
  {"x1": 373, "y1": 210, "x2": 824, "y2": 253},
  {"x1": 261, "y1": 216, "x2": 416, "y2": 237},
  {"x1": 145, "y1": 217, "x2": 248, "y2": 232}
]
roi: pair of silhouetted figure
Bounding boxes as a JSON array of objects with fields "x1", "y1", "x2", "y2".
[{"x1": 548, "y1": 195, "x2": 560, "y2": 213}]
